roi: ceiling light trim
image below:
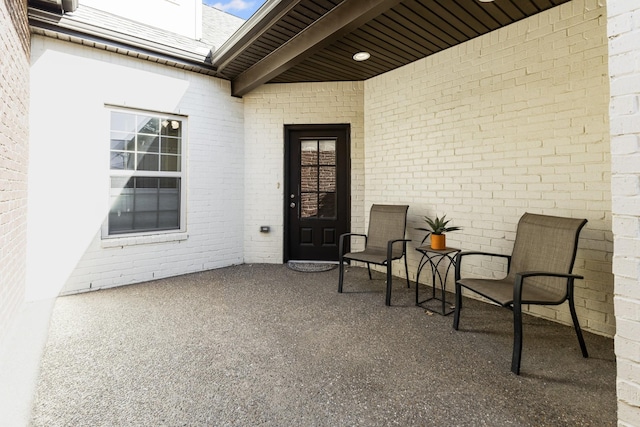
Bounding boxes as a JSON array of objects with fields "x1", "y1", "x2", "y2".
[{"x1": 353, "y1": 52, "x2": 370, "y2": 61}]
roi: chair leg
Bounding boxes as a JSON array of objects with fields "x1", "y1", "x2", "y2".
[
  {"x1": 385, "y1": 262, "x2": 392, "y2": 306},
  {"x1": 511, "y1": 298, "x2": 523, "y2": 375},
  {"x1": 338, "y1": 256, "x2": 345, "y2": 293},
  {"x1": 568, "y1": 292, "x2": 589, "y2": 358},
  {"x1": 404, "y1": 255, "x2": 410, "y2": 288},
  {"x1": 453, "y1": 282, "x2": 462, "y2": 330},
  {"x1": 367, "y1": 263, "x2": 372, "y2": 280}
]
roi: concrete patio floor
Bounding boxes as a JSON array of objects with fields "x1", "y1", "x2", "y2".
[{"x1": 29, "y1": 264, "x2": 616, "y2": 426}]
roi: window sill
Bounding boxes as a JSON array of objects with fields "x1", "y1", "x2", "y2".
[{"x1": 101, "y1": 232, "x2": 188, "y2": 248}]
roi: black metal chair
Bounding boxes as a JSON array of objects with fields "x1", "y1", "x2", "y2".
[
  {"x1": 338, "y1": 204, "x2": 410, "y2": 306},
  {"x1": 453, "y1": 212, "x2": 589, "y2": 374}
]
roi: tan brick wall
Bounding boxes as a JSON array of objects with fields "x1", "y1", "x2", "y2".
[
  {"x1": 243, "y1": 82, "x2": 365, "y2": 263},
  {"x1": 0, "y1": 0, "x2": 29, "y2": 343},
  {"x1": 365, "y1": 0, "x2": 613, "y2": 336},
  {"x1": 608, "y1": 0, "x2": 640, "y2": 423}
]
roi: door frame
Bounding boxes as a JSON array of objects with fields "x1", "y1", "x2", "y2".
[{"x1": 283, "y1": 124, "x2": 351, "y2": 262}]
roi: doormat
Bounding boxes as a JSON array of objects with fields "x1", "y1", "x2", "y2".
[{"x1": 286, "y1": 261, "x2": 338, "y2": 273}]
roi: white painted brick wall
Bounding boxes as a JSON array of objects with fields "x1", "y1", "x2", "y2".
[
  {"x1": 242, "y1": 82, "x2": 365, "y2": 263},
  {"x1": 0, "y1": 0, "x2": 29, "y2": 344},
  {"x1": 365, "y1": 0, "x2": 613, "y2": 336},
  {"x1": 608, "y1": 0, "x2": 640, "y2": 424},
  {"x1": 27, "y1": 36, "x2": 245, "y2": 298}
]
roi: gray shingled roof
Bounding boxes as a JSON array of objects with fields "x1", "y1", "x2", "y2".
[
  {"x1": 200, "y1": 5, "x2": 245, "y2": 51},
  {"x1": 29, "y1": 3, "x2": 246, "y2": 74}
]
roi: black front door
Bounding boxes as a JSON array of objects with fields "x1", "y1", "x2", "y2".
[{"x1": 285, "y1": 125, "x2": 350, "y2": 261}]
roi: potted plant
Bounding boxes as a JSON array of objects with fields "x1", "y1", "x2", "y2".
[{"x1": 416, "y1": 214, "x2": 462, "y2": 250}]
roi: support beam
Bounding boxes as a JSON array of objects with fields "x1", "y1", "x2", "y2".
[
  {"x1": 231, "y1": 0, "x2": 403, "y2": 97},
  {"x1": 211, "y1": 0, "x2": 304, "y2": 77}
]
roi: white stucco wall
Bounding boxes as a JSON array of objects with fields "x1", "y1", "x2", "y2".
[
  {"x1": 27, "y1": 35, "x2": 244, "y2": 299},
  {"x1": 364, "y1": 0, "x2": 613, "y2": 337},
  {"x1": 242, "y1": 82, "x2": 365, "y2": 263}
]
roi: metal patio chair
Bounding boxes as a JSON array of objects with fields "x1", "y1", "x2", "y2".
[
  {"x1": 453, "y1": 212, "x2": 589, "y2": 374},
  {"x1": 338, "y1": 204, "x2": 410, "y2": 306}
]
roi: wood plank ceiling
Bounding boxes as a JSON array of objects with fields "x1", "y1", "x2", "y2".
[{"x1": 211, "y1": 0, "x2": 571, "y2": 97}]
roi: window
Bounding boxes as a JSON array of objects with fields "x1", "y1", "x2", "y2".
[
  {"x1": 300, "y1": 139, "x2": 337, "y2": 219},
  {"x1": 107, "y1": 110, "x2": 184, "y2": 236}
]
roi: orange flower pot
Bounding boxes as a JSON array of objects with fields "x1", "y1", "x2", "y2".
[{"x1": 430, "y1": 234, "x2": 446, "y2": 250}]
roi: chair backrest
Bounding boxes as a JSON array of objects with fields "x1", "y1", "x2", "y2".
[
  {"x1": 507, "y1": 213, "x2": 587, "y2": 292},
  {"x1": 366, "y1": 204, "x2": 409, "y2": 257}
]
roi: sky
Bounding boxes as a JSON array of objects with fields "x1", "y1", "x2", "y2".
[{"x1": 203, "y1": 0, "x2": 267, "y2": 20}]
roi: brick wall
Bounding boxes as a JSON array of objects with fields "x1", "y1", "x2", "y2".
[
  {"x1": 365, "y1": 0, "x2": 613, "y2": 336},
  {"x1": 242, "y1": 82, "x2": 365, "y2": 263},
  {"x1": 608, "y1": 0, "x2": 640, "y2": 423},
  {"x1": 27, "y1": 36, "x2": 245, "y2": 297},
  {"x1": 0, "y1": 0, "x2": 29, "y2": 343}
]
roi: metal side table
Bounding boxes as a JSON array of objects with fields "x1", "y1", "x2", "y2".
[{"x1": 415, "y1": 246, "x2": 461, "y2": 316}]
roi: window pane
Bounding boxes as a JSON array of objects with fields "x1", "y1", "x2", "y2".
[
  {"x1": 111, "y1": 132, "x2": 135, "y2": 150},
  {"x1": 138, "y1": 116, "x2": 160, "y2": 135},
  {"x1": 110, "y1": 186, "x2": 134, "y2": 212},
  {"x1": 300, "y1": 140, "x2": 317, "y2": 165},
  {"x1": 137, "y1": 177, "x2": 159, "y2": 188},
  {"x1": 110, "y1": 152, "x2": 135, "y2": 170},
  {"x1": 111, "y1": 112, "x2": 137, "y2": 133},
  {"x1": 158, "y1": 211, "x2": 179, "y2": 228},
  {"x1": 318, "y1": 193, "x2": 336, "y2": 218},
  {"x1": 161, "y1": 137, "x2": 181, "y2": 154},
  {"x1": 137, "y1": 153, "x2": 159, "y2": 171},
  {"x1": 133, "y1": 212, "x2": 159, "y2": 230},
  {"x1": 108, "y1": 177, "x2": 180, "y2": 235},
  {"x1": 109, "y1": 178, "x2": 134, "y2": 234},
  {"x1": 134, "y1": 191, "x2": 158, "y2": 211},
  {"x1": 159, "y1": 189, "x2": 179, "y2": 210},
  {"x1": 300, "y1": 166, "x2": 317, "y2": 191},
  {"x1": 159, "y1": 177, "x2": 179, "y2": 189},
  {"x1": 319, "y1": 166, "x2": 335, "y2": 192},
  {"x1": 109, "y1": 211, "x2": 133, "y2": 233},
  {"x1": 161, "y1": 120, "x2": 182, "y2": 137},
  {"x1": 111, "y1": 176, "x2": 131, "y2": 189},
  {"x1": 300, "y1": 193, "x2": 317, "y2": 219},
  {"x1": 319, "y1": 140, "x2": 336, "y2": 165},
  {"x1": 160, "y1": 155, "x2": 180, "y2": 172},
  {"x1": 137, "y1": 135, "x2": 159, "y2": 153}
]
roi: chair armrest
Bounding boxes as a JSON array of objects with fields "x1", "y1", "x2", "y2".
[
  {"x1": 338, "y1": 233, "x2": 367, "y2": 257},
  {"x1": 339, "y1": 233, "x2": 367, "y2": 239},
  {"x1": 516, "y1": 271, "x2": 584, "y2": 280},
  {"x1": 514, "y1": 271, "x2": 584, "y2": 303},
  {"x1": 386, "y1": 239, "x2": 412, "y2": 260},
  {"x1": 455, "y1": 251, "x2": 512, "y2": 280}
]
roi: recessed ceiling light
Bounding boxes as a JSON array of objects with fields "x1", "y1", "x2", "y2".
[
  {"x1": 477, "y1": 0, "x2": 495, "y2": 2},
  {"x1": 353, "y1": 52, "x2": 370, "y2": 61}
]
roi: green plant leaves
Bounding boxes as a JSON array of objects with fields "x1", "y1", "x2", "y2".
[{"x1": 415, "y1": 214, "x2": 462, "y2": 243}]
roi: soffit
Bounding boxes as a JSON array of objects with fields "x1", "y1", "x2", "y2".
[{"x1": 213, "y1": 0, "x2": 572, "y2": 97}]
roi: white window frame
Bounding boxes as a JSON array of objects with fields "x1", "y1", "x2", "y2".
[{"x1": 102, "y1": 106, "x2": 187, "y2": 240}]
